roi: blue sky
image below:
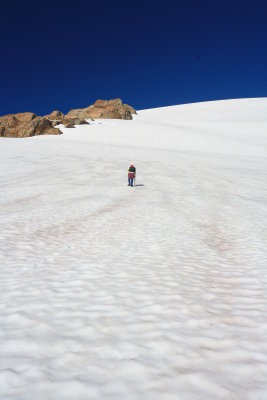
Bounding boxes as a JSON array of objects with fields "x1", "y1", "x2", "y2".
[{"x1": 1, "y1": 0, "x2": 267, "y2": 115}]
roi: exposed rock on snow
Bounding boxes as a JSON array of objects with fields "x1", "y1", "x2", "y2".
[
  {"x1": 43, "y1": 110, "x2": 65, "y2": 127},
  {"x1": 0, "y1": 113, "x2": 62, "y2": 138},
  {"x1": 62, "y1": 117, "x2": 89, "y2": 128},
  {"x1": 0, "y1": 99, "x2": 136, "y2": 137},
  {"x1": 66, "y1": 98, "x2": 137, "y2": 120},
  {"x1": 43, "y1": 110, "x2": 89, "y2": 128}
]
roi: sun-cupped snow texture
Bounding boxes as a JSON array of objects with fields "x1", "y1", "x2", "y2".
[{"x1": 0, "y1": 98, "x2": 267, "y2": 400}]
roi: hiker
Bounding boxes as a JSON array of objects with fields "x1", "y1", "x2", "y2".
[{"x1": 128, "y1": 164, "x2": 136, "y2": 187}]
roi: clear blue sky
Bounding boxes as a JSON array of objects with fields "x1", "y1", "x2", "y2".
[{"x1": 1, "y1": 0, "x2": 267, "y2": 115}]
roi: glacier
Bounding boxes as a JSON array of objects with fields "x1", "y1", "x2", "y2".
[{"x1": 0, "y1": 98, "x2": 267, "y2": 399}]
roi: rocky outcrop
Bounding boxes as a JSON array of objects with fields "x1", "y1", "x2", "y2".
[
  {"x1": 45, "y1": 110, "x2": 64, "y2": 120},
  {"x1": 66, "y1": 99, "x2": 137, "y2": 120},
  {"x1": 0, "y1": 99, "x2": 136, "y2": 138},
  {"x1": 0, "y1": 113, "x2": 62, "y2": 138},
  {"x1": 61, "y1": 117, "x2": 89, "y2": 128},
  {"x1": 40, "y1": 99, "x2": 137, "y2": 128},
  {"x1": 14, "y1": 112, "x2": 37, "y2": 122},
  {"x1": 43, "y1": 110, "x2": 65, "y2": 127},
  {"x1": 44, "y1": 110, "x2": 89, "y2": 128}
]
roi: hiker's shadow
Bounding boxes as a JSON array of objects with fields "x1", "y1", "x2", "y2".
[{"x1": 134, "y1": 184, "x2": 145, "y2": 187}]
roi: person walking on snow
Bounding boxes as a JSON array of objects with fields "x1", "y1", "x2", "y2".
[{"x1": 128, "y1": 164, "x2": 136, "y2": 187}]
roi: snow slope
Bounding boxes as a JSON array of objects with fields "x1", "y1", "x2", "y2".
[{"x1": 0, "y1": 98, "x2": 267, "y2": 400}]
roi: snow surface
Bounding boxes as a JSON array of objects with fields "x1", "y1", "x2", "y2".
[{"x1": 1, "y1": 98, "x2": 267, "y2": 399}]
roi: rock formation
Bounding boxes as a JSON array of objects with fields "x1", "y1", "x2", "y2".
[
  {"x1": 66, "y1": 99, "x2": 137, "y2": 120},
  {"x1": 45, "y1": 110, "x2": 64, "y2": 120},
  {"x1": 0, "y1": 113, "x2": 62, "y2": 138},
  {"x1": 61, "y1": 117, "x2": 89, "y2": 128},
  {"x1": 0, "y1": 99, "x2": 136, "y2": 137}
]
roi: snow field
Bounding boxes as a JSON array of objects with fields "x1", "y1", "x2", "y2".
[{"x1": 0, "y1": 98, "x2": 267, "y2": 399}]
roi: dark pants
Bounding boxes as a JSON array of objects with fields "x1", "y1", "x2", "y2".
[{"x1": 128, "y1": 177, "x2": 134, "y2": 186}]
